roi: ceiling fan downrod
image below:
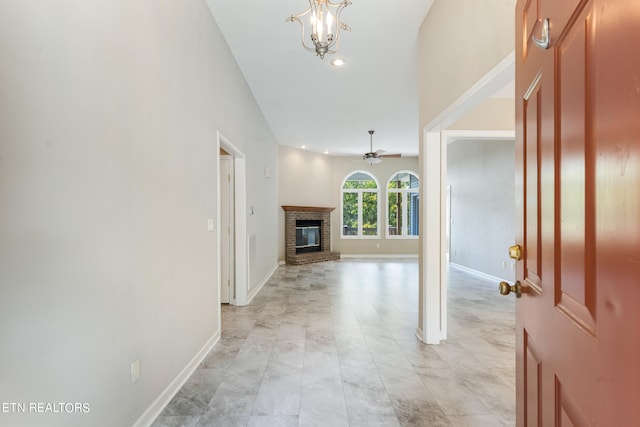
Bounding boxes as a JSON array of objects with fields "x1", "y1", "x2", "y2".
[
  {"x1": 369, "y1": 130, "x2": 375, "y2": 152},
  {"x1": 364, "y1": 130, "x2": 382, "y2": 164}
]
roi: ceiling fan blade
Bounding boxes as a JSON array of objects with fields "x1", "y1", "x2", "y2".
[
  {"x1": 375, "y1": 149, "x2": 386, "y2": 155},
  {"x1": 379, "y1": 153, "x2": 401, "y2": 158}
]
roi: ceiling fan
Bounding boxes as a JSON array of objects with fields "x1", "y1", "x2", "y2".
[{"x1": 362, "y1": 130, "x2": 401, "y2": 165}]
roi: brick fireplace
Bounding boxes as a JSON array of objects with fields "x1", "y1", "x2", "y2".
[{"x1": 282, "y1": 205, "x2": 341, "y2": 265}]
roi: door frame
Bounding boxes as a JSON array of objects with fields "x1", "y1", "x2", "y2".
[
  {"x1": 219, "y1": 155, "x2": 234, "y2": 304},
  {"x1": 417, "y1": 51, "x2": 515, "y2": 344},
  {"x1": 216, "y1": 131, "x2": 249, "y2": 307}
]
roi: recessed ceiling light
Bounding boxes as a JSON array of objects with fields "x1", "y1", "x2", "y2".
[
  {"x1": 331, "y1": 58, "x2": 346, "y2": 67},
  {"x1": 324, "y1": 150, "x2": 329, "y2": 154},
  {"x1": 301, "y1": 145, "x2": 306, "y2": 149}
]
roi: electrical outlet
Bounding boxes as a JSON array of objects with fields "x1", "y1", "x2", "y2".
[
  {"x1": 502, "y1": 261, "x2": 507, "y2": 269},
  {"x1": 131, "y1": 358, "x2": 140, "y2": 384},
  {"x1": 207, "y1": 219, "x2": 214, "y2": 231},
  {"x1": 510, "y1": 262, "x2": 515, "y2": 270}
]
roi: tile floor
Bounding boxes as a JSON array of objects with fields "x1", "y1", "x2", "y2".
[{"x1": 151, "y1": 259, "x2": 515, "y2": 427}]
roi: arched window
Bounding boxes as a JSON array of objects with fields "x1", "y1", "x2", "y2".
[
  {"x1": 341, "y1": 171, "x2": 380, "y2": 238},
  {"x1": 387, "y1": 171, "x2": 419, "y2": 238}
]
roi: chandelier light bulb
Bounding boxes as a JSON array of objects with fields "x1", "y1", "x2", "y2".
[{"x1": 316, "y1": 11, "x2": 324, "y2": 42}]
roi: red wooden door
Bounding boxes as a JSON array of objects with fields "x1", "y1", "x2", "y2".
[{"x1": 514, "y1": 0, "x2": 640, "y2": 425}]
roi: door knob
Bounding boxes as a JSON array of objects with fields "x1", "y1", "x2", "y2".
[{"x1": 499, "y1": 281, "x2": 522, "y2": 298}]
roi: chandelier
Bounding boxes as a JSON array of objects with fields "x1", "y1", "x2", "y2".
[{"x1": 286, "y1": 0, "x2": 352, "y2": 59}]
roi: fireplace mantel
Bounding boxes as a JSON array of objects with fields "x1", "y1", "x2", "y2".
[
  {"x1": 282, "y1": 206, "x2": 340, "y2": 265},
  {"x1": 281, "y1": 205, "x2": 335, "y2": 212}
]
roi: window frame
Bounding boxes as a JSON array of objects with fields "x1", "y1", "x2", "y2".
[
  {"x1": 340, "y1": 171, "x2": 381, "y2": 239},
  {"x1": 386, "y1": 170, "x2": 420, "y2": 239}
]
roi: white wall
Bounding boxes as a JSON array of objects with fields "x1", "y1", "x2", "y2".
[
  {"x1": 278, "y1": 146, "x2": 334, "y2": 261},
  {"x1": 278, "y1": 146, "x2": 419, "y2": 260},
  {"x1": 278, "y1": 145, "x2": 335, "y2": 209},
  {"x1": 447, "y1": 140, "x2": 516, "y2": 281},
  {"x1": 0, "y1": 1, "x2": 278, "y2": 426},
  {"x1": 448, "y1": 98, "x2": 515, "y2": 131},
  {"x1": 418, "y1": 0, "x2": 515, "y2": 127}
]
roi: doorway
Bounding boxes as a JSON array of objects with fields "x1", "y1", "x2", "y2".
[
  {"x1": 446, "y1": 136, "x2": 516, "y2": 282},
  {"x1": 219, "y1": 153, "x2": 234, "y2": 304},
  {"x1": 216, "y1": 132, "x2": 248, "y2": 309},
  {"x1": 418, "y1": 52, "x2": 515, "y2": 345}
]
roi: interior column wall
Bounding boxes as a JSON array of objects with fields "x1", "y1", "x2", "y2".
[{"x1": 417, "y1": 0, "x2": 515, "y2": 341}]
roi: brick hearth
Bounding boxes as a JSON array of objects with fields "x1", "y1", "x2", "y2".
[{"x1": 282, "y1": 205, "x2": 341, "y2": 265}]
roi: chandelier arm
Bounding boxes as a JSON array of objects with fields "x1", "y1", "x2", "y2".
[
  {"x1": 287, "y1": 11, "x2": 319, "y2": 53},
  {"x1": 326, "y1": 0, "x2": 351, "y2": 9},
  {"x1": 324, "y1": 1, "x2": 351, "y2": 52},
  {"x1": 326, "y1": 29, "x2": 342, "y2": 55},
  {"x1": 332, "y1": 1, "x2": 352, "y2": 30}
]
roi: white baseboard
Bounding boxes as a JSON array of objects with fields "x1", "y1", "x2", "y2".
[
  {"x1": 449, "y1": 262, "x2": 513, "y2": 283},
  {"x1": 132, "y1": 330, "x2": 220, "y2": 427},
  {"x1": 340, "y1": 254, "x2": 419, "y2": 259},
  {"x1": 246, "y1": 262, "x2": 280, "y2": 305}
]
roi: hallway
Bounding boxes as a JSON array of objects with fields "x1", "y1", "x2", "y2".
[{"x1": 151, "y1": 259, "x2": 515, "y2": 427}]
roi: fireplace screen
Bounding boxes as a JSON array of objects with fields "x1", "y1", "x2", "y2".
[{"x1": 296, "y1": 221, "x2": 321, "y2": 254}]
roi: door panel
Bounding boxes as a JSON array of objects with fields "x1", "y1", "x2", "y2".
[
  {"x1": 555, "y1": 5, "x2": 596, "y2": 336},
  {"x1": 220, "y1": 156, "x2": 233, "y2": 304},
  {"x1": 524, "y1": 79, "x2": 542, "y2": 291},
  {"x1": 555, "y1": 378, "x2": 590, "y2": 427},
  {"x1": 515, "y1": 0, "x2": 640, "y2": 425},
  {"x1": 524, "y1": 331, "x2": 542, "y2": 426}
]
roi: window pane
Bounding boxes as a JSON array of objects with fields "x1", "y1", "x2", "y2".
[
  {"x1": 408, "y1": 192, "x2": 419, "y2": 236},
  {"x1": 344, "y1": 172, "x2": 377, "y2": 189},
  {"x1": 342, "y1": 192, "x2": 358, "y2": 235},
  {"x1": 388, "y1": 172, "x2": 411, "y2": 189},
  {"x1": 362, "y1": 192, "x2": 378, "y2": 235},
  {"x1": 388, "y1": 192, "x2": 401, "y2": 235}
]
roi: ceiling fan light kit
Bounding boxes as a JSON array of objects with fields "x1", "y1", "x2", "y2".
[
  {"x1": 363, "y1": 154, "x2": 383, "y2": 165},
  {"x1": 286, "y1": 0, "x2": 352, "y2": 59}
]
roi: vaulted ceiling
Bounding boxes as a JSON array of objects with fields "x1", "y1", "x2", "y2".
[{"x1": 205, "y1": 0, "x2": 434, "y2": 157}]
